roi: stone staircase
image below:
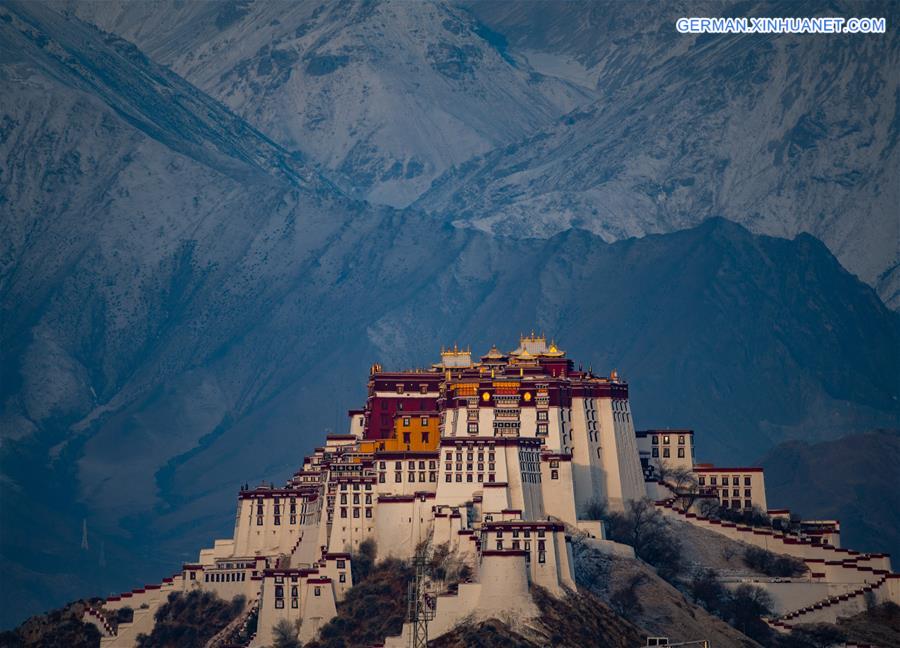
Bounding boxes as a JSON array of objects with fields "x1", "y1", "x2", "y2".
[
  {"x1": 203, "y1": 597, "x2": 259, "y2": 648},
  {"x1": 768, "y1": 574, "x2": 897, "y2": 631},
  {"x1": 82, "y1": 606, "x2": 115, "y2": 637}
]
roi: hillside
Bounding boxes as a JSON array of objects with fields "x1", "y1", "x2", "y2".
[
  {"x1": 0, "y1": 0, "x2": 898, "y2": 629},
  {"x1": 760, "y1": 431, "x2": 900, "y2": 559}
]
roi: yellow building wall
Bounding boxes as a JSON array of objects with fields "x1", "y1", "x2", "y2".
[{"x1": 359, "y1": 415, "x2": 439, "y2": 453}]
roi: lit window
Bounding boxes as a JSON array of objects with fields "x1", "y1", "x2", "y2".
[{"x1": 403, "y1": 417, "x2": 411, "y2": 427}]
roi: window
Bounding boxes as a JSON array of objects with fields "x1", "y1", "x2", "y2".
[
  {"x1": 353, "y1": 508, "x2": 360, "y2": 518},
  {"x1": 538, "y1": 551, "x2": 546, "y2": 563},
  {"x1": 710, "y1": 477, "x2": 717, "y2": 486},
  {"x1": 537, "y1": 411, "x2": 548, "y2": 421},
  {"x1": 340, "y1": 494, "x2": 347, "y2": 504},
  {"x1": 403, "y1": 417, "x2": 410, "y2": 427},
  {"x1": 678, "y1": 435, "x2": 685, "y2": 445},
  {"x1": 403, "y1": 432, "x2": 411, "y2": 444},
  {"x1": 339, "y1": 573, "x2": 346, "y2": 583},
  {"x1": 652, "y1": 448, "x2": 658, "y2": 457},
  {"x1": 663, "y1": 448, "x2": 670, "y2": 458},
  {"x1": 732, "y1": 476, "x2": 740, "y2": 486},
  {"x1": 274, "y1": 516, "x2": 280, "y2": 525},
  {"x1": 395, "y1": 472, "x2": 402, "y2": 482},
  {"x1": 468, "y1": 423, "x2": 478, "y2": 433},
  {"x1": 275, "y1": 599, "x2": 284, "y2": 609},
  {"x1": 291, "y1": 598, "x2": 299, "y2": 608},
  {"x1": 445, "y1": 474, "x2": 451, "y2": 482},
  {"x1": 663, "y1": 435, "x2": 670, "y2": 444},
  {"x1": 537, "y1": 423, "x2": 548, "y2": 435},
  {"x1": 275, "y1": 585, "x2": 284, "y2": 596},
  {"x1": 365, "y1": 507, "x2": 372, "y2": 518},
  {"x1": 337, "y1": 559, "x2": 346, "y2": 568},
  {"x1": 340, "y1": 507, "x2": 347, "y2": 518},
  {"x1": 744, "y1": 489, "x2": 751, "y2": 497},
  {"x1": 652, "y1": 436, "x2": 658, "y2": 445},
  {"x1": 420, "y1": 384, "x2": 428, "y2": 394},
  {"x1": 408, "y1": 472, "x2": 415, "y2": 482},
  {"x1": 422, "y1": 432, "x2": 429, "y2": 443},
  {"x1": 744, "y1": 476, "x2": 751, "y2": 486},
  {"x1": 677, "y1": 448, "x2": 684, "y2": 458},
  {"x1": 314, "y1": 586, "x2": 321, "y2": 596},
  {"x1": 256, "y1": 516, "x2": 263, "y2": 526},
  {"x1": 379, "y1": 473, "x2": 385, "y2": 483},
  {"x1": 551, "y1": 469, "x2": 558, "y2": 480},
  {"x1": 698, "y1": 476, "x2": 705, "y2": 486},
  {"x1": 396, "y1": 384, "x2": 404, "y2": 394},
  {"x1": 455, "y1": 474, "x2": 462, "y2": 482},
  {"x1": 420, "y1": 417, "x2": 429, "y2": 426}
]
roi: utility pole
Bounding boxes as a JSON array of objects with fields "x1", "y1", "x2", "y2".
[
  {"x1": 81, "y1": 519, "x2": 89, "y2": 551},
  {"x1": 407, "y1": 544, "x2": 435, "y2": 648}
]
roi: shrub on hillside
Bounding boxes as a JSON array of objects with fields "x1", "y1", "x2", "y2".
[
  {"x1": 722, "y1": 584, "x2": 774, "y2": 643},
  {"x1": 134, "y1": 591, "x2": 245, "y2": 648},
  {"x1": 306, "y1": 558, "x2": 413, "y2": 648},
  {"x1": 272, "y1": 618, "x2": 301, "y2": 648},
  {"x1": 351, "y1": 538, "x2": 377, "y2": 583},
  {"x1": 688, "y1": 568, "x2": 729, "y2": 617},
  {"x1": 606, "y1": 499, "x2": 683, "y2": 581},
  {"x1": 743, "y1": 546, "x2": 807, "y2": 578},
  {"x1": 0, "y1": 600, "x2": 102, "y2": 648}
]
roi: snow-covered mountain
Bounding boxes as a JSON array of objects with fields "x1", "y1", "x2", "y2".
[
  {"x1": 56, "y1": 0, "x2": 594, "y2": 208},
  {"x1": 420, "y1": 0, "x2": 900, "y2": 307},
  {"x1": 55, "y1": 0, "x2": 900, "y2": 305}
]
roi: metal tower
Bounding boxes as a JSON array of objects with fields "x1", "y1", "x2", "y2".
[
  {"x1": 407, "y1": 545, "x2": 435, "y2": 648},
  {"x1": 81, "y1": 519, "x2": 89, "y2": 550}
]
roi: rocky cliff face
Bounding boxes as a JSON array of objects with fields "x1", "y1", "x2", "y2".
[{"x1": 0, "y1": 0, "x2": 896, "y2": 629}]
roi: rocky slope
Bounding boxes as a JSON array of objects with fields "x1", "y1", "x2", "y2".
[
  {"x1": 760, "y1": 430, "x2": 900, "y2": 560},
  {"x1": 0, "y1": 0, "x2": 897, "y2": 630}
]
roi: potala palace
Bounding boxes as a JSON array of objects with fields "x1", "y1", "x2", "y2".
[{"x1": 83, "y1": 334, "x2": 900, "y2": 646}]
